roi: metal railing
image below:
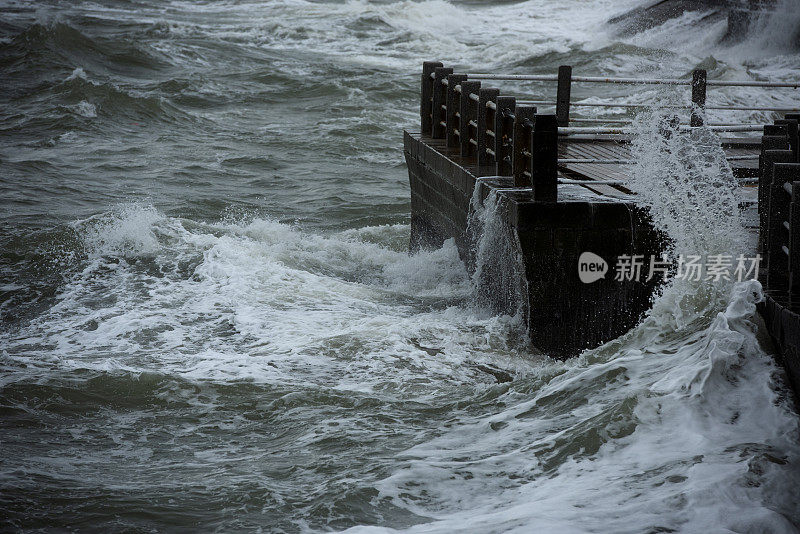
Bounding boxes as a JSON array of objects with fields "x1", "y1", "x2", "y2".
[
  {"x1": 462, "y1": 72, "x2": 800, "y2": 88},
  {"x1": 419, "y1": 61, "x2": 800, "y2": 200},
  {"x1": 426, "y1": 63, "x2": 799, "y2": 130}
]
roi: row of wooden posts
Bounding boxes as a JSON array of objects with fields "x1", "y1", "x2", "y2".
[
  {"x1": 760, "y1": 113, "x2": 800, "y2": 294},
  {"x1": 421, "y1": 61, "x2": 560, "y2": 201},
  {"x1": 419, "y1": 61, "x2": 711, "y2": 202}
]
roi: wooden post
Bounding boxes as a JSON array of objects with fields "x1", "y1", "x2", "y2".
[
  {"x1": 556, "y1": 65, "x2": 572, "y2": 128},
  {"x1": 788, "y1": 113, "x2": 800, "y2": 161},
  {"x1": 494, "y1": 96, "x2": 516, "y2": 176},
  {"x1": 790, "y1": 180, "x2": 800, "y2": 295},
  {"x1": 765, "y1": 124, "x2": 789, "y2": 137},
  {"x1": 477, "y1": 88, "x2": 500, "y2": 167},
  {"x1": 431, "y1": 67, "x2": 453, "y2": 138},
  {"x1": 767, "y1": 163, "x2": 800, "y2": 289},
  {"x1": 776, "y1": 118, "x2": 799, "y2": 162},
  {"x1": 531, "y1": 114, "x2": 559, "y2": 202},
  {"x1": 759, "y1": 148, "x2": 795, "y2": 275},
  {"x1": 460, "y1": 80, "x2": 481, "y2": 157},
  {"x1": 512, "y1": 105, "x2": 537, "y2": 187},
  {"x1": 421, "y1": 61, "x2": 443, "y2": 133},
  {"x1": 690, "y1": 69, "x2": 707, "y2": 127},
  {"x1": 446, "y1": 74, "x2": 468, "y2": 148},
  {"x1": 758, "y1": 127, "x2": 791, "y2": 255}
]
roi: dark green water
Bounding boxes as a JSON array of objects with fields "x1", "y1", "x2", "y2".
[{"x1": 2, "y1": 1, "x2": 800, "y2": 532}]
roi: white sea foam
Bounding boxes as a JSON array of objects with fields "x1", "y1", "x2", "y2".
[
  {"x1": 69, "y1": 100, "x2": 96, "y2": 118},
  {"x1": 2, "y1": 204, "x2": 523, "y2": 390},
  {"x1": 335, "y1": 107, "x2": 800, "y2": 531},
  {"x1": 2, "y1": 0, "x2": 799, "y2": 529}
]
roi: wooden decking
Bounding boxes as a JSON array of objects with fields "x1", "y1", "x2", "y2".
[
  {"x1": 557, "y1": 136, "x2": 760, "y2": 201},
  {"x1": 415, "y1": 133, "x2": 760, "y2": 200},
  {"x1": 411, "y1": 132, "x2": 762, "y2": 232}
]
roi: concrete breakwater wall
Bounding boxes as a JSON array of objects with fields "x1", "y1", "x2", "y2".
[
  {"x1": 405, "y1": 131, "x2": 665, "y2": 357},
  {"x1": 406, "y1": 61, "x2": 799, "y2": 360}
]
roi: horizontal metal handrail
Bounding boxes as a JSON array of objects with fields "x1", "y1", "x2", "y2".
[
  {"x1": 466, "y1": 74, "x2": 687, "y2": 85},
  {"x1": 465, "y1": 74, "x2": 799, "y2": 88},
  {"x1": 569, "y1": 118, "x2": 633, "y2": 124},
  {"x1": 558, "y1": 155, "x2": 759, "y2": 165},
  {"x1": 559, "y1": 158, "x2": 631, "y2": 164},
  {"x1": 567, "y1": 118, "x2": 761, "y2": 126},
  {"x1": 706, "y1": 105, "x2": 800, "y2": 112},
  {"x1": 559, "y1": 124, "x2": 764, "y2": 135},
  {"x1": 726, "y1": 155, "x2": 761, "y2": 161},
  {"x1": 516, "y1": 100, "x2": 798, "y2": 112},
  {"x1": 558, "y1": 178, "x2": 628, "y2": 186},
  {"x1": 707, "y1": 80, "x2": 800, "y2": 88}
]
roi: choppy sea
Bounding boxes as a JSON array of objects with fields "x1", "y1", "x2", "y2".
[{"x1": 2, "y1": 0, "x2": 800, "y2": 531}]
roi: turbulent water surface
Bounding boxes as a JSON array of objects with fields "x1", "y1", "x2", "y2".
[{"x1": 2, "y1": 0, "x2": 800, "y2": 532}]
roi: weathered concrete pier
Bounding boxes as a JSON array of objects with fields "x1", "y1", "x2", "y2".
[{"x1": 406, "y1": 61, "x2": 799, "y2": 359}]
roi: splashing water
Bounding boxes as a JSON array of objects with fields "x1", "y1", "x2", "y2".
[
  {"x1": 627, "y1": 99, "x2": 747, "y2": 258},
  {"x1": 3, "y1": 0, "x2": 800, "y2": 531},
  {"x1": 340, "y1": 105, "x2": 800, "y2": 533},
  {"x1": 466, "y1": 179, "x2": 528, "y2": 320}
]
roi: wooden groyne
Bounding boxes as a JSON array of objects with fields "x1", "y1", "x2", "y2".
[
  {"x1": 609, "y1": 0, "x2": 779, "y2": 41},
  {"x1": 405, "y1": 61, "x2": 799, "y2": 358}
]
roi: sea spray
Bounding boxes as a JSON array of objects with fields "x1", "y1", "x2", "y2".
[
  {"x1": 465, "y1": 178, "x2": 528, "y2": 320},
  {"x1": 347, "y1": 101, "x2": 800, "y2": 532},
  {"x1": 626, "y1": 103, "x2": 747, "y2": 258},
  {"x1": 618, "y1": 98, "x2": 754, "y2": 326},
  {"x1": 3, "y1": 0, "x2": 800, "y2": 531}
]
